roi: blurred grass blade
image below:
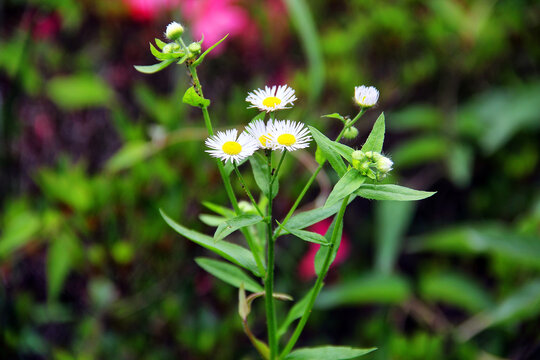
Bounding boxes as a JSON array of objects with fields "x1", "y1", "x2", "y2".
[{"x1": 285, "y1": 346, "x2": 377, "y2": 360}]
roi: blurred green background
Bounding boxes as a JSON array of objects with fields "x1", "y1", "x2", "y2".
[{"x1": 1, "y1": 0, "x2": 540, "y2": 359}]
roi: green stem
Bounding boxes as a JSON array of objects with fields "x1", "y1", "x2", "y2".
[
  {"x1": 280, "y1": 195, "x2": 350, "y2": 359},
  {"x1": 273, "y1": 108, "x2": 365, "y2": 240},
  {"x1": 233, "y1": 164, "x2": 265, "y2": 218},
  {"x1": 265, "y1": 149, "x2": 278, "y2": 359},
  {"x1": 271, "y1": 151, "x2": 287, "y2": 186},
  {"x1": 188, "y1": 65, "x2": 266, "y2": 277}
]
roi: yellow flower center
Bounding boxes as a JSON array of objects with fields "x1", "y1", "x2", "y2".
[
  {"x1": 277, "y1": 134, "x2": 296, "y2": 146},
  {"x1": 259, "y1": 134, "x2": 270, "y2": 147},
  {"x1": 222, "y1": 141, "x2": 242, "y2": 155},
  {"x1": 262, "y1": 96, "x2": 282, "y2": 108}
]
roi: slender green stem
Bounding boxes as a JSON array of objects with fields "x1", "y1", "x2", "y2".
[
  {"x1": 280, "y1": 195, "x2": 350, "y2": 359},
  {"x1": 265, "y1": 149, "x2": 278, "y2": 359},
  {"x1": 271, "y1": 151, "x2": 287, "y2": 186},
  {"x1": 188, "y1": 65, "x2": 266, "y2": 277},
  {"x1": 233, "y1": 164, "x2": 265, "y2": 218}
]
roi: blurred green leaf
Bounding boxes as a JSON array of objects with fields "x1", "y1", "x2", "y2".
[
  {"x1": 202, "y1": 201, "x2": 235, "y2": 218},
  {"x1": 419, "y1": 272, "x2": 493, "y2": 313},
  {"x1": 0, "y1": 207, "x2": 41, "y2": 260},
  {"x1": 249, "y1": 152, "x2": 279, "y2": 199},
  {"x1": 316, "y1": 273, "x2": 411, "y2": 308},
  {"x1": 160, "y1": 209, "x2": 261, "y2": 276},
  {"x1": 389, "y1": 105, "x2": 443, "y2": 131},
  {"x1": 214, "y1": 215, "x2": 264, "y2": 241},
  {"x1": 325, "y1": 169, "x2": 365, "y2": 207},
  {"x1": 106, "y1": 141, "x2": 155, "y2": 173},
  {"x1": 285, "y1": 346, "x2": 376, "y2": 359},
  {"x1": 134, "y1": 59, "x2": 175, "y2": 74},
  {"x1": 391, "y1": 136, "x2": 448, "y2": 168},
  {"x1": 356, "y1": 184, "x2": 436, "y2": 201},
  {"x1": 47, "y1": 232, "x2": 80, "y2": 301},
  {"x1": 361, "y1": 113, "x2": 385, "y2": 153},
  {"x1": 409, "y1": 224, "x2": 540, "y2": 269},
  {"x1": 375, "y1": 201, "x2": 414, "y2": 274},
  {"x1": 314, "y1": 216, "x2": 342, "y2": 275},
  {"x1": 278, "y1": 288, "x2": 316, "y2": 338},
  {"x1": 37, "y1": 165, "x2": 94, "y2": 212},
  {"x1": 199, "y1": 214, "x2": 227, "y2": 227},
  {"x1": 46, "y1": 74, "x2": 114, "y2": 109},
  {"x1": 183, "y1": 86, "x2": 210, "y2": 108},
  {"x1": 447, "y1": 143, "x2": 474, "y2": 187},
  {"x1": 195, "y1": 257, "x2": 263, "y2": 293},
  {"x1": 309, "y1": 126, "x2": 347, "y2": 176}
]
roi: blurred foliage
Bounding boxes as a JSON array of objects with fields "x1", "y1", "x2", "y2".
[{"x1": 1, "y1": 0, "x2": 540, "y2": 359}]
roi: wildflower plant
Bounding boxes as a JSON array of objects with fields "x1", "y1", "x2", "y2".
[{"x1": 135, "y1": 22, "x2": 435, "y2": 360}]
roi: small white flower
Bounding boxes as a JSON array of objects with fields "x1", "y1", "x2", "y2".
[
  {"x1": 244, "y1": 119, "x2": 274, "y2": 149},
  {"x1": 376, "y1": 155, "x2": 393, "y2": 173},
  {"x1": 205, "y1": 129, "x2": 258, "y2": 164},
  {"x1": 267, "y1": 120, "x2": 311, "y2": 152},
  {"x1": 354, "y1": 85, "x2": 379, "y2": 107},
  {"x1": 246, "y1": 85, "x2": 297, "y2": 112},
  {"x1": 165, "y1": 21, "x2": 184, "y2": 40}
]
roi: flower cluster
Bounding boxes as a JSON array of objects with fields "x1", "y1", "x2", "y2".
[
  {"x1": 351, "y1": 150, "x2": 393, "y2": 180},
  {"x1": 205, "y1": 85, "x2": 311, "y2": 164}
]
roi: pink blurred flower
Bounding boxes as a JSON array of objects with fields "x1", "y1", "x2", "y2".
[
  {"x1": 181, "y1": 0, "x2": 255, "y2": 55},
  {"x1": 33, "y1": 13, "x2": 61, "y2": 40},
  {"x1": 297, "y1": 218, "x2": 351, "y2": 281},
  {"x1": 123, "y1": 0, "x2": 179, "y2": 22}
]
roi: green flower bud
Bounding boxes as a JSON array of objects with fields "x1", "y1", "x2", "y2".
[
  {"x1": 188, "y1": 42, "x2": 202, "y2": 55},
  {"x1": 351, "y1": 150, "x2": 366, "y2": 170},
  {"x1": 376, "y1": 155, "x2": 393, "y2": 174},
  {"x1": 165, "y1": 21, "x2": 184, "y2": 40},
  {"x1": 343, "y1": 126, "x2": 359, "y2": 139},
  {"x1": 238, "y1": 201, "x2": 255, "y2": 214}
]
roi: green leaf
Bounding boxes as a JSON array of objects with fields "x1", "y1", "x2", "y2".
[
  {"x1": 314, "y1": 216, "x2": 342, "y2": 275},
  {"x1": 160, "y1": 209, "x2": 261, "y2": 276},
  {"x1": 134, "y1": 59, "x2": 175, "y2": 74},
  {"x1": 325, "y1": 169, "x2": 366, "y2": 207},
  {"x1": 419, "y1": 272, "x2": 493, "y2": 313},
  {"x1": 199, "y1": 214, "x2": 227, "y2": 227},
  {"x1": 0, "y1": 210, "x2": 41, "y2": 259},
  {"x1": 392, "y1": 136, "x2": 447, "y2": 168},
  {"x1": 202, "y1": 201, "x2": 235, "y2": 218},
  {"x1": 195, "y1": 257, "x2": 263, "y2": 293},
  {"x1": 285, "y1": 346, "x2": 377, "y2": 360},
  {"x1": 316, "y1": 273, "x2": 411, "y2": 308},
  {"x1": 192, "y1": 34, "x2": 229, "y2": 66},
  {"x1": 278, "y1": 288, "x2": 316, "y2": 338},
  {"x1": 332, "y1": 142, "x2": 354, "y2": 163},
  {"x1": 105, "y1": 141, "x2": 155, "y2": 173},
  {"x1": 355, "y1": 184, "x2": 436, "y2": 201},
  {"x1": 150, "y1": 42, "x2": 163, "y2": 59},
  {"x1": 47, "y1": 233, "x2": 80, "y2": 301},
  {"x1": 183, "y1": 86, "x2": 210, "y2": 108},
  {"x1": 277, "y1": 222, "x2": 329, "y2": 246},
  {"x1": 322, "y1": 113, "x2": 346, "y2": 122},
  {"x1": 375, "y1": 201, "x2": 415, "y2": 274},
  {"x1": 46, "y1": 74, "x2": 114, "y2": 110},
  {"x1": 283, "y1": 196, "x2": 355, "y2": 233},
  {"x1": 155, "y1": 38, "x2": 167, "y2": 49},
  {"x1": 309, "y1": 126, "x2": 347, "y2": 176},
  {"x1": 249, "y1": 152, "x2": 278, "y2": 199},
  {"x1": 360, "y1": 112, "x2": 385, "y2": 153},
  {"x1": 214, "y1": 214, "x2": 264, "y2": 241}
]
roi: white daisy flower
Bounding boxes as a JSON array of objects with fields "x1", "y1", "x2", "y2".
[
  {"x1": 205, "y1": 129, "x2": 258, "y2": 164},
  {"x1": 246, "y1": 85, "x2": 297, "y2": 112},
  {"x1": 244, "y1": 119, "x2": 274, "y2": 149},
  {"x1": 354, "y1": 85, "x2": 379, "y2": 107},
  {"x1": 267, "y1": 120, "x2": 311, "y2": 152}
]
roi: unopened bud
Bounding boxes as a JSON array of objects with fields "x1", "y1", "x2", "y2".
[
  {"x1": 351, "y1": 150, "x2": 365, "y2": 170},
  {"x1": 343, "y1": 126, "x2": 359, "y2": 139},
  {"x1": 238, "y1": 201, "x2": 255, "y2": 214},
  {"x1": 162, "y1": 43, "x2": 181, "y2": 54},
  {"x1": 376, "y1": 155, "x2": 393, "y2": 173},
  {"x1": 165, "y1": 21, "x2": 184, "y2": 40},
  {"x1": 188, "y1": 42, "x2": 202, "y2": 57}
]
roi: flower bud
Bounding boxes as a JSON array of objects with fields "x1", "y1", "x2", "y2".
[
  {"x1": 343, "y1": 126, "x2": 359, "y2": 139},
  {"x1": 239, "y1": 201, "x2": 255, "y2": 214},
  {"x1": 354, "y1": 85, "x2": 379, "y2": 107},
  {"x1": 165, "y1": 21, "x2": 184, "y2": 40},
  {"x1": 188, "y1": 42, "x2": 202, "y2": 55},
  {"x1": 351, "y1": 150, "x2": 365, "y2": 170},
  {"x1": 162, "y1": 43, "x2": 181, "y2": 54},
  {"x1": 376, "y1": 155, "x2": 393, "y2": 174}
]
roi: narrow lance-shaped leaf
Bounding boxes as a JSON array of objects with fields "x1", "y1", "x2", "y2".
[
  {"x1": 356, "y1": 184, "x2": 436, "y2": 201},
  {"x1": 285, "y1": 346, "x2": 377, "y2": 360},
  {"x1": 192, "y1": 34, "x2": 229, "y2": 67},
  {"x1": 249, "y1": 152, "x2": 278, "y2": 199},
  {"x1": 195, "y1": 257, "x2": 263, "y2": 293},
  {"x1": 134, "y1": 59, "x2": 175, "y2": 74},
  {"x1": 214, "y1": 214, "x2": 264, "y2": 241},
  {"x1": 160, "y1": 209, "x2": 261, "y2": 276},
  {"x1": 361, "y1": 112, "x2": 385, "y2": 153},
  {"x1": 309, "y1": 126, "x2": 347, "y2": 176},
  {"x1": 314, "y1": 216, "x2": 342, "y2": 275},
  {"x1": 325, "y1": 169, "x2": 366, "y2": 207},
  {"x1": 154, "y1": 38, "x2": 167, "y2": 49},
  {"x1": 277, "y1": 222, "x2": 330, "y2": 246},
  {"x1": 278, "y1": 287, "x2": 317, "y2": 338}
]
